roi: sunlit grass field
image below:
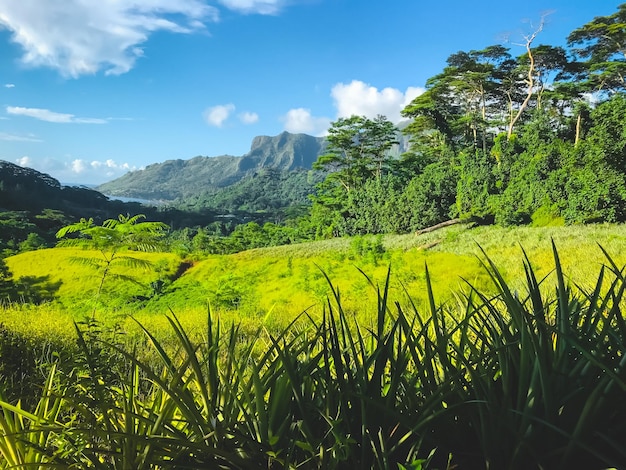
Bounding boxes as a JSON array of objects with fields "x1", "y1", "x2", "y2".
[{"x1": 4, "y1": 223, "x2": 626, "y2": 345}]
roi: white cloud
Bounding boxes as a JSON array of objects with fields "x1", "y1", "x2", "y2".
[
  {"x1": 280, "y1": 81, "x2": 424, "y2": 136},
  {"x1": 16, "y1": 156, "x2": 31, "y2": 166},
  {"x1": 203, "y1": 103, "x2": 236, "y2": 127},
  {"x1": 217, "y1": 0, "x2": 287, "y2": 15},
  {"x1": 403, "y1": 86, "x2": 426, "y2": 108},
  {"x1": 239, "y1": 111, "x2": 259, "y2": 124},
  {"x1": 72, "y1": 158, "x2": 136, "y2": 180},
  {"x1": 4, "y1": 83, "x2": 15, "y2": 88},
  {"x1": 331, "y1": 80, "x2": 425, "y2": 123},
  {"x1": 281, "y1": 108, "x2": 330, "y2": 136},
  {"x1": 71, "y1": 159, "x2": 87, "y2": 174},
  {"x1": 7, "y1": 106, "x2": 107, "y2": 124},
  {"x1": 0, "y1": 131, "x2": 42, "y2": 142},
  {"x1": 16, "y1": 155, "x2": 137, "y2": 184},
  {"x1": 0, "y1": 0, "x2": 219, "y2": 77},
  {"x1": 70, "y1": 158, "x2": 132, "y2": 175},
  {"x1": 63, "y1": 158, "x2": 138, "y2": 184},
  {"x1": 90, "y1": 159, "x2": 133, "y2": 172}
]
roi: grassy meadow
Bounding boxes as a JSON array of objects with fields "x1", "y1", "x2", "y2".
[{"x1": 4, "y1": 223, "x2": 626, "y2": 342}]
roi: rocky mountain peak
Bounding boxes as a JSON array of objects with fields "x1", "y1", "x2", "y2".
[{"x1": 97, "y1": 131, "x2": 327, "y2": 200}]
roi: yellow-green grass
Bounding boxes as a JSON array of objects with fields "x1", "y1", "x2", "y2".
[
  {"x1": 412, "y1": 223, "x2": 626, "y2": 289},
  {"x1": 0, "y1": 303, "x2": 76, "y2": 346},
  {"x1": 4, "y1": 224, "x2": 626, "y2": 346},
  {"x1": 5, "y1": 248, "x2": 181, "y2": 313},
  {"x1": 141, "y1": 235, "x2": 490, "y2": 331}
]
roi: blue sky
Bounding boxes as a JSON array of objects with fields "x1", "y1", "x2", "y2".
[{"x1": 0, "y1": 0, "x2": 618, "y2": 185}]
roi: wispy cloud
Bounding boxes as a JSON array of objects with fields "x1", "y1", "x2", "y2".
[
  {"x1": 0, "y1": 1, "x2": 219, "y2": 77},
  {"x1": 107, "y1": 117, "x2": 136, "y2": 122},
  {"x1": 217, "y1": 0, "x2": 289, "y2": 15},
  {"x1": 203, "y1": 104, "x2": 236, "y2": 127},
  {"x1": 4, "y1": 83, "x2": 15, "y2": 88},
  {"x1": 7, "y1": 106, "x2": 108, "y2": 124},
  {"x1": 0, "y1": 132, "x2": 42, "y2": 142}
]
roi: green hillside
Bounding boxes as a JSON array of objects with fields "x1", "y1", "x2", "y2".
[
  {"x1": 5, "y1": 224, "x2": 626, "y2": 335},
  {"x1": 176, "y1": 168, "x2": 324, "y2": 213}
]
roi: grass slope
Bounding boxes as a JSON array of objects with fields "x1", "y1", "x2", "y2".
[{"x1": 4, "y1": 223, "x2": 626, "y2": 340}]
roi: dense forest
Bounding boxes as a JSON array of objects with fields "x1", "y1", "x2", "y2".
[{"x1": 306, "y1": 5, "x2": 626, "y2": 233}]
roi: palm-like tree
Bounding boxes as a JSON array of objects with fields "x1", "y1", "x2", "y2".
[{"x1": 56, "y1": 214, "x2": 169, "y2": 313}]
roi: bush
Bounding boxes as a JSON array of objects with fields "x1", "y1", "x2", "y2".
[{"x1": 400, "y1": 161, "x2": 459, "y2": 231}]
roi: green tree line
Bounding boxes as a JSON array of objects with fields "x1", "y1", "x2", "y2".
[{"x1": 308, "y1": 4, "x2": 626, "y2": 236}]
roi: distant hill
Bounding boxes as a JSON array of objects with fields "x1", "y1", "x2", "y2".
[
  {"x1": 0, "y1": 160, "x2": 153, "y2": 253},
  {"x1": 0, "y1": 160, "x2": 228, "y2": 254},
  {"x1": 0, "y1": 160, "x2": 112, "y2": 215},
  {"x1": 97, "y1": 132, "x2": 327, "y2": 201},
  {"x1": 177, "y1": 168, "x2": 325, "y2": 214}
]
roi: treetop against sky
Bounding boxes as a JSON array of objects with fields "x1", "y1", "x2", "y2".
[{"x1": 0, "y1": 0, "x2": 617, "y2": 184}]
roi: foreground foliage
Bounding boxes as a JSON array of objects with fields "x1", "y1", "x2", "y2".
[
  {"x1": 1, "y1": 245, "x2": 626, "y2": 468},
  {"x1": 55, "y1": 214, "x2": 169, "y2": 311}
]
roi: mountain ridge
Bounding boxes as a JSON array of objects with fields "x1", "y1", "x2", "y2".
[{"x1": 97, "y1": 131, "x2": 327, "y2": 201}]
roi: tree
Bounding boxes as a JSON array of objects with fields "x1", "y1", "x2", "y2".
[
  {"x1": 402, "y1": 66, "x2": 466, "y2": 151},
  {"x1": 402, "y1": 45, "x2": 514, "y2": 153},
  {"x1": 523, "y1": 45, "x2": 570, "y2": 110},
  {"x1": 583, "y1": 93, "x2": 626, "y2": 173},
  {"x1": 560, "y1": 94, "x2": 626, "y2": 223},
  {"x1": 310, "y1": 115, "x2": 399, "y2": 237},
  {"x1": 56, "y1": 214, "x2": 169, "y2": 312},
  {"x1": 0, "y1": 258, "x2": 16, "y2": 304},
  {"x1": 444, "y1": 46, "x2": 513, "y2": 151},
  {"x1": 568, "y1": 3, "x2": 626, "y2": 93},
  {"x1": 0, "y1": 212, "x2": 38, "y2": 256},
  {"x1": 506, "y1": 16, "x2": 546, "y2": 139},
  {"x1": 313, "y1": 115, "x2": 398, "y2": 193},
  {"x1": 399, "y1": 161, "x2": 459, "y2": 230}
]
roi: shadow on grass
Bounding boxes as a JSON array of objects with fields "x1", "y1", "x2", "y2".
[{"x1": 9, "y1": 275, "x2": 62, "y2": 304}]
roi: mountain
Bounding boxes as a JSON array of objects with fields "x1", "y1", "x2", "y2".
[
  {"x1": 97, "y1": 132, "x2": 327, "y2": 201},
  {"x1": 0, "y1": 160, "x2": 111, "y2": 214}
]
